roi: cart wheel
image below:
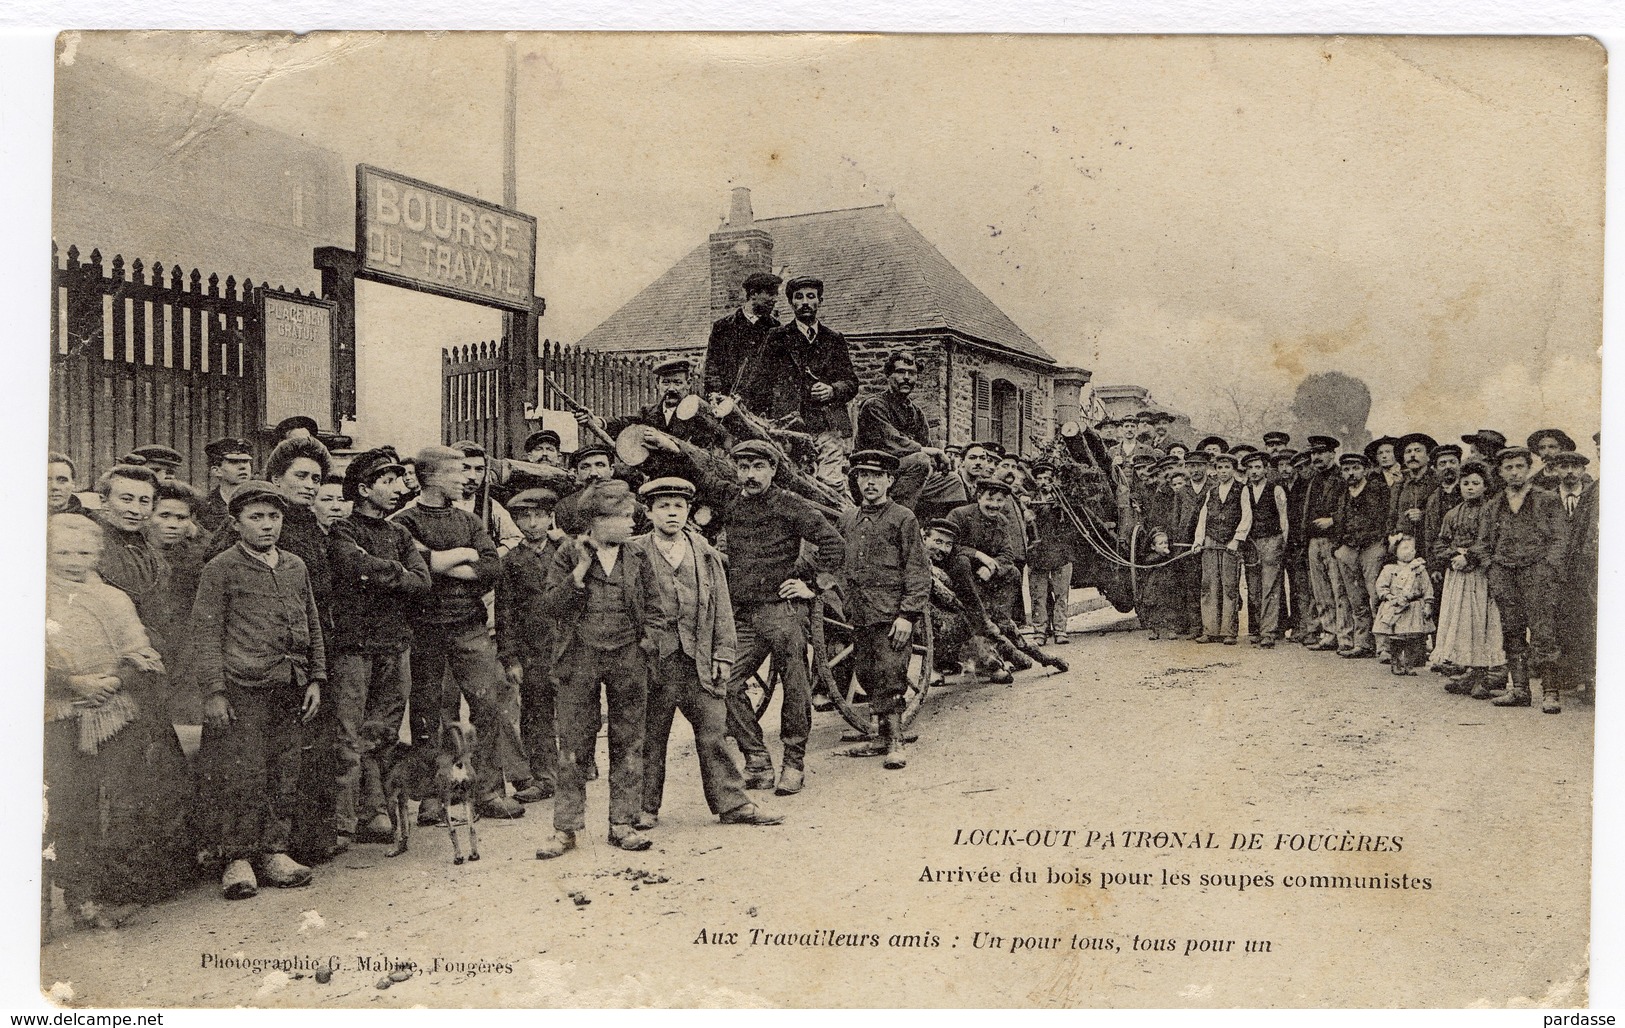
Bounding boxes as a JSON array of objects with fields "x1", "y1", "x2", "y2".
[
  {"x1": 813, "y1": 595, "x2": 933, "y2": 735},
  {"x1": 742, "y1": 655, "x2": 778, "y2": 720}
]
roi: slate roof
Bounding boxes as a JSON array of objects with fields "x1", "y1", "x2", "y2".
[{"x1": 576, "y1": 204, "x2": 1055, "y2": 365}]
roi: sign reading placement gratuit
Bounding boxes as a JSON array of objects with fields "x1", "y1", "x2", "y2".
[
  {"x1": 356, "y1": 164, "x2": 538, "y2": 312},
  {"x1": 261, "y1": 289, "x2": 336, "y2": 429}
]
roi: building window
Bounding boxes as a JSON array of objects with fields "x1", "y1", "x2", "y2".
[
  {"x1": 971, "y1": 371, "x2": 991, "y2": 441},
  {"x1": 991, "y1": 378, "x2": 1019, "y2": 454}
]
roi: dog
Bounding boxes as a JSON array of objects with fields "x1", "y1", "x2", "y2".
[
  {"x1": 363, "y1": 723, "x2": 414, "y2": 859},
  {"x1": 435, "y1": 721, "x2": 480, "y2": 865}
]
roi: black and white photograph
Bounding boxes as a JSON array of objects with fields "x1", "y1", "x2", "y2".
[{"x1": 22, "y1": 27, "x2": 1611, "y2": 1009}]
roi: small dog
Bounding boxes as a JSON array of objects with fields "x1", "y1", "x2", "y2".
[
  {"x1": 364, "y1": 724, "x2": 414, "y2": 859},
  {"x1": 436, "y1": 721, "x2": 480, "y2": 865}
]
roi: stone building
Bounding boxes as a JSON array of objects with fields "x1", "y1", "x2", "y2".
[{"x1": 576, "y1": 188, "x2": 1090, "y2": 456}]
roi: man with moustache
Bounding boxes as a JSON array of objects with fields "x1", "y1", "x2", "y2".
[
  {"x1": 1527, "y1": 429, "x2": 1580, "y2": 492},
  {"x1": 1300, "y1": 436, "x2": 1347, "y2": 650},
  {"x1": 737, "y1": 275, "x2": 860, "y2": 490},
  {"x1": 703, "y1": 272, "x2": 783, "y2": 398},
  {"x1": 1421, "y1": 444, "x2": 1466, "y2": 563},
  {"x1": 1388, "y1": 433, "x2": 1437, "y2": 541},
  {"x1": 854, "y1": 350, "x2": 954, "y2": 511},
  {"x1": 1169, "y1": 451, "x2": 1215, "y2": 638},
  {"x1": 1547, "y1": 450, "x2": 1598, "y2": 700},
  {"x1": 1331, "y1": 451, "x2": 1391, "y2": 659}
]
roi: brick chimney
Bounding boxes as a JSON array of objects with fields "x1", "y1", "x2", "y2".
[{"x1": 709, "y1": 187, "x2": 775, "y2": 320}]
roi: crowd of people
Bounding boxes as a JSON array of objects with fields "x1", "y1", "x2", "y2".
[
  {"x1": 40, "y1": 267, "x2": 1598, "y2": 938},
  {"x1": 1114, "y1": 421, "x2": 1599, "y2": 713}
]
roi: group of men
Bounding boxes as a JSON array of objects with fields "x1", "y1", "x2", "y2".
[
  {"x1": 44, "y1": 271, "x2": 1087, "y2": 907},
  {"x1": 1110, "y1": 420, "x2": 1599, "y2": 711}
]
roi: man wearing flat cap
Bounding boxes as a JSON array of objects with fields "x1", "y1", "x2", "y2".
[
  {"x1": 1528, "y1": 428, "x2": 1579, "y2": 491},
  {"x1": 704, "y1": 271, "x2": 782, "y2": 398},
  {"x1": 838, "y1": 451, "x2": 932, "y2": 768},
  {"x1": 1330, "y1": 451, "x2": 1390, "y2": 658},
  {"x1": 275, "y1": 415, "x2": 320, "y2": 442},
  {"x1": 199, "y1": 437, "x2": 255, "y2": 532},
  {"x1": 1547, "y1": 451, "x2": 1598, "y2": 700},
  {"x1": 524, "y1": 429, "x2": 563, "y2": 467},
  {"x1": 1191, "y1": 452, "x2": 1253, "y2": 644},
  {"x1": 497, "y1": 486, "x2": 567, "y2": 805},
  {"x1": 1298, "y1": 436, "x2": 1346, "y2": 649},
  {"x1": 1421, "y1": 444, "x2": 1466, "y2": 564},
  {"x1": 1263, "y1": 431, "x2": 1291, "y2": 456},
  {"x1": 854, "y1": 350, "x2": 955, "y2": 512},
  {"x1": 737, "y1": 275, "x2": 860, "y2": 490},
  {"x1": 721, "y1": 438, "x2": 846, "y2": 796},
  {"x1": 126, "y1": 444, "x2": 184, "y2": 485}
]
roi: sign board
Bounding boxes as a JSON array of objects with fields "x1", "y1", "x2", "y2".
[
  {"x1": 262, "y1": 289, "x2": 335, "y2": 429},
  {"x1": 356, "y1": 164, "x2": 538, "y2": 312}
]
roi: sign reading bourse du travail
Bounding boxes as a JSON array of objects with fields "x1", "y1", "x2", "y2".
[
  {"x1": 261, "y1": 289, "x2": 335, "y2": 429},
  {"x1": 356, "y1": 164, "x2": 538, "y2": 312}
]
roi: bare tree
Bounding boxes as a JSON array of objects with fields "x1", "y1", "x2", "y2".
[{"x1": 1187, "y1": 379, "x2": 1293, "y2": 444}]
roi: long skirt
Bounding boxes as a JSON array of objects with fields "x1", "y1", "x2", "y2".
[
  {"x1": 44, "y1": 713, "x2": 198, "y2": 907},
  {"x1": 1429, "y1": 569, "x2": 1505, "y2": 668}
]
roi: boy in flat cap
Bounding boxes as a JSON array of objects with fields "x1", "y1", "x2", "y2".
[
  {"x1": 1484, "y1": 446, "x2": 1567, "y2": 712},
  {"x1": 737, "y1": 275, "x2": 860, "y2": 490},
  {"x1": 630, "y1": 478, "x2": 783, "y2": 827},
  {"x1": 721, "y1": 439, "x2": 846, "y2": 795},
  {"x1": 1026, "y1": 460, "x2": 1078, "y2": 645},
  {"x1": 704, "y1": 271, "x2": 782, "y2": 398},
  {"x1": 325, "y1": 450, "x2": 431, "y2": 849},
  {"x1": 192, "y1": 482, "x2": 326, "y2": 899},
  {"x1": 497, "y1": 487, "x2": 566, "y2": 803},
  {"x1": 536, "y1": 479, "x2": 671, "y2": 856},
  {"x1": 838, "y1": 451, "x2": 932, "y2": 768},
  {"x1": 199, "y1": 437, "x2": 255, "y2": 532}
]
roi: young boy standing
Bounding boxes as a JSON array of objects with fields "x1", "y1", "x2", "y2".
[
  {"x1": 191, "y1": 482, "x2": 326, "y2": 899},
  {"x1": 536, "y1": 479, "x2": 669, "y2": 857},
  {"x1": 631, "y1": 477, "x2": 783, "y2": 828},
  {"x1": 497, "y1": 487, "x2": 565, "y2": 803},
  {"x1": 392, "y1": 446, "x2": 526, "y2": 823},
  {"x1": 839, "y1": 452, "x2": 933, "y2": 768},
  {"x1": 325, "y1": 449, "x2": 431, "y2": 849}
]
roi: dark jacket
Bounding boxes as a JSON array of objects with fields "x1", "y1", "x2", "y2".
[
  {"x1": 1484, "y1": 485, "x2": 1566, "y2": 570},
  {"x1": 1027, "y1": 498, "x2": 1077, "y2": 571},
  {"x1": 629, "y1": 529, "x2": 738, "y2": 692},
  {"x1": 1421, "y1": 483, "x2": 1464, "y2": 560},
  {"x1": 737, "y1": 321, "x2": 859, "y2": 437},
  {"x1": 1388, "y1": 470, "x2": 1437, "y2": 538},
  {"x1": 854, "y1": 388, "x2": 931, "y2": 456},
  {"x1": 190, "y1": 543, "x2": 327, "y2": 697},
  {"x1": 496, "y1": 538, "x2": 557, "y2": 667},
  {"x1": 704, "y1": 307, "x2": 779, "y2": 397},
  {"x1": 836, "y1": 501, "x2": 933, "y2": 626},
  {"x1": 391, "y1": 502, "x2": 502, "y2": 629},
  {"x1": 721, "y1": 486, "x2": 846, "y2": 606},
  {"x1": 1432, "y1": 497, "x2": 1493, "y2": 574},
  {"x1": 1301, "y1": 465, "x2": 1343, "y2": 540},
  {"x1": 946, "y1": 503, "x2": 1015, "y2": 570},
  {"x1": 1334, "y1": 477, "x2": 1391, "y2": 550},
  {"x1": 538, "y1": 537, "x2": 671, "y2": 662},
  {"x1": 327, "y1": 512, "x2": 432, "y2": 654}
]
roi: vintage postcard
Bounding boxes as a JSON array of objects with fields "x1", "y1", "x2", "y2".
[{"x1": 37, "y1": 31, "x2": 1602, "y2": 1008}]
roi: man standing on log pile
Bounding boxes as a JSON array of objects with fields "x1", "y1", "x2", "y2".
[
  {"x1": 737, "y1": 275, "x2": 859, "y2": 491},
  {"x1": 704, "y1": 272, "x2": 782, "y2": 398}
]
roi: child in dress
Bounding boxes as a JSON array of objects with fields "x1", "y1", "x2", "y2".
[
  {"x1": 1428, "y1": 462, "x2": 1506, "y2": 697},
  {"x1": 1373, "y1": 533, "x2": 1436, "y2": 676},
  {"x1": 1139, "y1": 527, "x2": 1181, "y2": 640}
]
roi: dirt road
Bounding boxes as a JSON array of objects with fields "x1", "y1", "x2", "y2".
[{"x1": 38, "y1": 604, "x2": 1593, "y2": 1008}]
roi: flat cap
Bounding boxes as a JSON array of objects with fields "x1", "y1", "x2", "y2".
[
  {"x1": 524, "y1": 429, "x2": 562, "y2": 452},
  {"x1": 924, "y1": 518, "x2": 959, "y2": 538},
  {"x1": 638, "y1": 477, "x2": 697, "y2": 502},
  {"x1": 1239, "y1": 451, "x2": 1268, "y2": 466},
  {"x1": 784, "y1": 275, "x2": 824, "y2": 296},
  {"x1": 507, "y1": 487, "x2": 563, "y2": 511},
  {"x1": 1461, "y1": 429, "x2": 1507, "y2": 450},
  {"x1": 1262, "y1": 431, "x2": 1291, "y2": 445},
  {"x1": 571, "y1": 442, "x2": 616, "y2": 467},
  {"x1": 577, "y1": 478, "x2": 637, "y2": 520},
  {"x1": 1496, "y1": 445, "x2": 1534, "y2": 464},
  {"x1": 652, "y1": 358, "x2": 691, "y2": 378},
  {"x1": 1306, "y1": 435, "x2": 1340, "y2": 453},
  {"x1": 975, "y1": 476, "x2": 1013, "y2": 497},
  {"x1": 730, "y1": 439, "x2": 780, "y2": 465},
  {"x1": 227, "y1": 480, "x2": 289, "y2": 515},
  {"x1": 849, "y1": 449, "x2": 900, "y2": 474},
  {"x1": 1182, "y1": 450, "x2": 1213, "y2": 465},
  {"x1": 127, "y1": 444, "x2": 183, "y2": 468},
  {"x1": 1545, "y1": 450, "x2": 1589, "y2": 467},
  {"x1": 342, "y1": 448, "x2": 406, "y2": 502},
  {"x1": 1212, "y1": 452, "x2": 1239, "y2": 467},
  {"x1": 1430, "y1": 444, "x2": 1463, "y2": 462},
  {"x1": 742, "y1": 272, "x2": 783, "y2": 294},
  {"x1": 205, "y1": 437, "x2": 254, "y2": 462},
  {"x1": 1339, "y1": 452, "x2": 1371, "y2": 467},
  {"x1": 275, "y1": 415, "x2": 320, "y2": 437},
  {"x1": 1270, "y1": 448, "x2": 1300, "y2": 465},
  {"x1": 973, "y1": 440, "x2": 1006, "y2": 458}
]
